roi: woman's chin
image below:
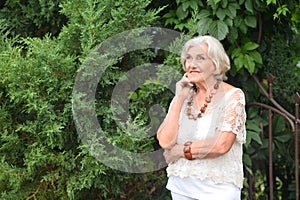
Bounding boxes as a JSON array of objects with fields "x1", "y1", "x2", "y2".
[{"x1": 187, "y1": 76, "x2": 203, "y2": 83}]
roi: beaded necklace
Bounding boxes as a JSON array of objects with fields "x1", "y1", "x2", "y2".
[{"x1": 185, "y1": 81, "x2": 220, "y2": 120}]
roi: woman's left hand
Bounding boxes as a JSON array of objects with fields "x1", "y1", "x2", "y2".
[{"x1": 163, "y1": 144, "x2": 184, "y2": 164}]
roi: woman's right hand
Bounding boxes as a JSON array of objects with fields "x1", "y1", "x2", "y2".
[{"x1": 175, "y1": 74, "x2": 194, "y2": 103}]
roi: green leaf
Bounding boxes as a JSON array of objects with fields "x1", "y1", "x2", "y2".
[
  {"x1": 182, "y1": 1, "x2": 190, "y2": 12},
  {"x1": 246, "y1": 121, "x2": 261, "y2": 132},
  {"x1": 249, "y1": 51, "x2": 263, "y2": 64},
  {"x1": 242, "y1": 41, "x2": 259, "y2": 51},
  {"x1": 233, "y1": 54, "x2": 245, "y2": 71},
  {"x1": 234, "y1": 17, "x2": 242, "y2": 27},
  {"x1": 216, "y1": 8, "x2": 226, "y2": 20},
  {"x1": 275, "y1": 134, "x2": 292, "y2": 143},
  {"x1": 197, "y1": 18, "x2": 211, "y2": 35},
  {"x1": 275, "y1": 5, "x2": 290, "y2": 18},
  {"x1": 227, "y1": 26, "x2": 238, "y2": 42},
  {"x1": 197, "y1": 9, "x2": 212, "y2": 18},
  {"x1": 247, "y1": 130, "x2": 262, "y2": 144},
  {"x1": 243, "y1": 153, "x2": 252, "y2": 166},
  {"x1": 245, "y1": 0, "x2": 253, "y2": 13},
  {"x1": 221, "y1": 0, "x2": 228, "y2": 8},
  {"x1": 190, "y1": 0, "x2": 198, "y2": 10},
  {"x1": 163, "y1": 11, "x2": 175, "y2": 19},
  {"x1": 208, "y1": 20, "x2": 228, "y2": 40},
  {"x1": 266, "y1": 0, "x2": 276, "y2": 5},
  {"x1": 176, "y1": 5, "x2": 188, "y2": 20},
  {"x1": 224, "y1": 17, "x2": 233, "y2": 26},
  {"x1": 213, "y1": 0, "x2": 222, "y2": 4},
  {"x1": 226, "y1": 2, "x2": 239, "y2": 18},
  {"x1": 244, "y1": 54, "x2": 255, "y2": 74},
  {"x1": 239, "y1": 21, "x2": 248, "y2": 34},
  {"x1": 245, "y1": 15, "x2": 257, "y2": 28},
  {"x1": 207, "y1": 0, "x2": 218, "y2": 10},
  {"x1": 175, "y1": 22, "x2": 188, "y2": 31},
  {"x1": 231, "y1": 48, "x2": 241, "y2": 58}
]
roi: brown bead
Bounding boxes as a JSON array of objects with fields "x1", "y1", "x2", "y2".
[
  {"x1": 205, "y1": 97, "x2": 211, "y2": 103},
  {"x1": 184, "y1": 141, "x2": 193, "y2": 146},
  {"x1": 200, "y1": 106, "x2": 206, "y2": 113},
  {"x1": 214, "y1": 83, "x2": 219, "y2": 89}
]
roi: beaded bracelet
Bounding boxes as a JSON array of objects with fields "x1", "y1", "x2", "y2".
[{"x1": 183, "y1": 141, "x2": 194, "y2": 160}]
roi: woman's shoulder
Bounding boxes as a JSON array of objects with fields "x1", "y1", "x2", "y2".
[
  {"x1": 222, "y1": 83, "x2": 245, "y2": 104},
  {"x1": 223, "y1": 82, "x2": 243, "y2": 94}
]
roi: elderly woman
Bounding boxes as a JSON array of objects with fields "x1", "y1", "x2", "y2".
[{"x1": 157, "y1": 35, "x2": 246, "y2": 200}]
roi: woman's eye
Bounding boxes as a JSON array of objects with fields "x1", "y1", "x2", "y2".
[{"x1": 196, "y1": 56, "x2": 204, "y2": 60}]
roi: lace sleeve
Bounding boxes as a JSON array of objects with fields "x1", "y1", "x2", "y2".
[{"x1": 217, "y1": 89, "x2": 247, "y2": 143}]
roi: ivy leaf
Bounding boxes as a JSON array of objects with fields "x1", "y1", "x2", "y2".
[
  {"x1": 190, "y1": 0, "x2": 198, "y2": 10},
  {"x1": 239, "y1": 20, "x2": 248, "y2": 34},
  {"x1": 182, "y1": 1, "x2": 190, "y2": 12},
  {"x1": 245, "y1": 0, "x2": 253, "y2": 13},
  {"x1": 197, "y1": 17, "x2": 211, "y2": 35},
  {"x1": 176, "y1": 4, "x2": 188, "y2": 20},
  {"x1": 221, "y1": 0, "x2": 228, "y2": 8},
  {"x1": 266, "y1": 0, "x2": 276, "y2": 5},
  {"x1": 243, "y1": 153, "x2": 252, "y2": 166},
  {"x1": 274, "y1": 5, "x2": 290, "y2": 19},
  {"x1": 216, "y1": 8, "x2": 226, "y2": 20},
  {"x1": 242, "y1": 41, "x2": 259, "y2": 51},
  {"x1": 175, "y1": 22, "x2": 188, "y2": 31},
  {"x1": 227, "y1": 2, "x2": 239, "y2": 18},
  {"x1": 213, "y1": 0, "x2": 222, "y2": 5},
  {"x1": 244, "y1": 54, "x2": 255, "y2": 74},
  {"x1": 233, "y1": 54, "x2": 245, "y2": 71},
  {"x1": 239, "y1": 0, "x2": 245, "y2": 5},
  {"x1": 227, "y1": 26, "x2": 238, "y2": 42},
  {"x1": 196, "y1": 9, "x2": 212, "y2": 18},
  {"x1": 275, "y1": 134, "x2": 292, "y2": 143},
  {"x1": 249, "y1": 51, "x2": 263, "y2": 64},
  {"x1": 245, "y1": 15, "x2": 257, "y2": 28},
  {"x1": 231, "y1": 48, "x2": 241, "y2": 58},
  {"x1": 246, "y1": 121, "x2": 261, "y2": 132},
  {"x1": 247, "y1": 130, "x2": 263, "y2": 145},
  {"x1": 208, "y1": 20, "x2": 228, "y2": 40},
  {"x1": 224, "y1": 17, "x2": 233, "y2": 26}
]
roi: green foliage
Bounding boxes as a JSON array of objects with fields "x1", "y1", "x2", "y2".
[
  {"x1": 162, "y1": 0, "x2": 299, "y2": 77},
  {"x1": 0, "y1": 0, "x2": 170, "y2": 199},
  {"x1": 0, "y1": 0, "x2": 66, "y2": 37},
  {"x1": 231, "y1": 41, "x2": 262, "y2": 74},
  {"x1": 259, "y1": 33, "x2": 300, "y2": 110},
  {"x1": 0, "y1": 33, "x2": 77, "y2": 199}
]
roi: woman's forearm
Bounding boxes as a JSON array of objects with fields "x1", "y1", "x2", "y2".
[
  {"x1": 190, "y1": 132, "x2": 236, "y2": 159},
  {"x1": 157, "y1": 98, "x2": 183, "y2": 149}
]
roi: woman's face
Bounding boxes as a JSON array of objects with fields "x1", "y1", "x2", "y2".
[{"x1": 184, "y1": 43, "x2": 216, "y2": 83}]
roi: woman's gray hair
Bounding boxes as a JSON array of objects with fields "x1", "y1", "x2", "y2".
[{"x1": 181, "y1": 35, "x2": 230, "y2": 81}]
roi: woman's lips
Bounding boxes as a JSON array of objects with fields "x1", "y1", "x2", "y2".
[{"x1": 189, "y1": 71, "x2": 201, "y2": 74}]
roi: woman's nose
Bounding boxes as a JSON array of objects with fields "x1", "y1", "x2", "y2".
[{"x1": 188, "y1": 60, "x2": 198, "y2": 68}]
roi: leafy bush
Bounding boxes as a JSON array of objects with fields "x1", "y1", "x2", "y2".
[{"x1": 0, "y1": 0, "x2": 170, "y2": 199}]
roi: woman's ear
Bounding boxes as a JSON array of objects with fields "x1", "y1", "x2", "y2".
[{"x1": 182, "y1": 61, "x2": 187, "y2": 72}]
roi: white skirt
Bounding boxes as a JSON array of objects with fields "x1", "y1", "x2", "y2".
[{"x1": 166, "y1": 176, "x2": 241, "y2": 200}]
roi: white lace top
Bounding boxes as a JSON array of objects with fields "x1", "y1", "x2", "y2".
[{"x1": 166, "y1": 88, "x2": 246, "y2": 188}]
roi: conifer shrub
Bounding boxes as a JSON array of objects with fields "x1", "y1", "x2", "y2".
[{"x1": 0, "y1": 0, "x2": 171, "y2": 199}]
